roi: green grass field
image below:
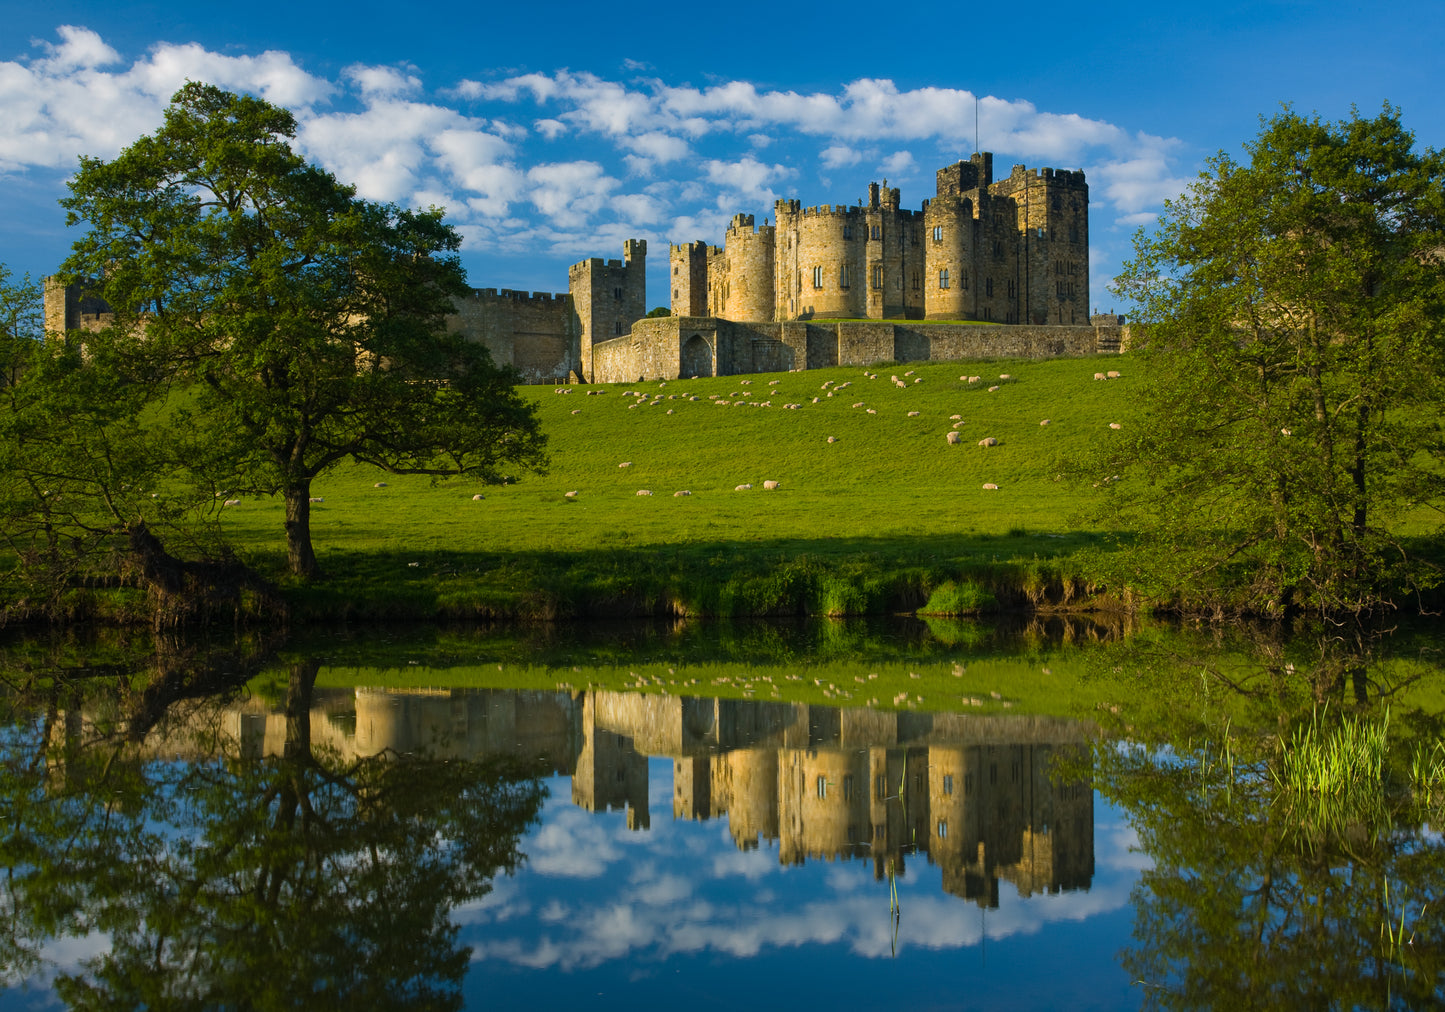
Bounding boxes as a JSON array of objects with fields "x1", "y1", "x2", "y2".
[{"x1": 202, "y1": 354, "x2": 1140, "y2": 618}]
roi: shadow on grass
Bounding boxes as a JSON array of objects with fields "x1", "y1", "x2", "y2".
[{"x1": 265, "y1": 530, "x2": 1136, "y2": 622}]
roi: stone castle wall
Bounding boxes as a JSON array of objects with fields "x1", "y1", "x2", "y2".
[
  {"x1": 445, "y1": 288, "x2": 576, "y2": 384},
  {"x1": 592, "y1": 316, "x2": 1125, "y2": 382}
]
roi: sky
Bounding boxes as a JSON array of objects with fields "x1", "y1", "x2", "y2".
[{"x1": 1, "y1": 0, "x2": 1441, "y2": 317}]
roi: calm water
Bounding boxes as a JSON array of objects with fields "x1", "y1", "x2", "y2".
[{"x1": 1, "y1": 621, "x2": 1441, "y2": 1009}]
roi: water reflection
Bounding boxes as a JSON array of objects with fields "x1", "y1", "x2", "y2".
[{"x1": 137, "y1": 686, "x2": 1097, "y2": 909}]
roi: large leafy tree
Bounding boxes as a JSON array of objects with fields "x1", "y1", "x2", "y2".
[
  {"x1": 58, "y1": 83, "x2": 546, "y2": 578},
  {"x1": 1104, "y1": 106, "x2": 1445, "y2": 619}
]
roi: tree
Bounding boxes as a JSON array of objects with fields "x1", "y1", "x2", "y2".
[
  {"x1": 1103, "y1": 106, "x2": 1445, "y2": 619},
  {"x1": 58, "y1": 83, "x2": 546, "y2": 578}
]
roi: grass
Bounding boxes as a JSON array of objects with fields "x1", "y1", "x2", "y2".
[{"x1": 203, "y1": 355, "x2": 1138, "y2": 618}]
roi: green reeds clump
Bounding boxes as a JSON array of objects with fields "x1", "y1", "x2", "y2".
[
  {"x1": 1274, "y1": 707, "x2": 1389, "y2": 800},
  {"x1": 918, "y1": 580, "x2": 997, "y2": 616},
  {"x1": 1409, "y1": 738, "x2": 1445, "y2": 806}
]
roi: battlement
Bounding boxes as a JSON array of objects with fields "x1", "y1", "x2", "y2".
[
  {"x1": 671, "y1": 241, "x2": 712, "y2": 255},
  {"x1": 468, "y1": 287, "x2": 569, "y2": 304},
  {"x1": 1003, "y1": 164, "x2": 1088, "y2": 188}
]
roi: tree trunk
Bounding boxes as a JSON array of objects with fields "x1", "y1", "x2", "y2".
[{"x1": 284, "y1": 481, "x2": 319, "y2": 579}]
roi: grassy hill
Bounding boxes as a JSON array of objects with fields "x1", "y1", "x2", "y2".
[{"x1": 210, "y1": 354, "x2": 1140, "y2": 620}]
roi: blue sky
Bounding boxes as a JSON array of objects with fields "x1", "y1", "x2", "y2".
[{"x1": 2, "y1": 0, "x2": 1441, "y2": 316}]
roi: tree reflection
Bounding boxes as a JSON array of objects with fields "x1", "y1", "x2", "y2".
[
  {"x1": 1, "y1": 655, "x2": 546, "y2": 1009},
  {"x1": 1095, "y1": 731, "x2": 1443, "y2": 1009}
]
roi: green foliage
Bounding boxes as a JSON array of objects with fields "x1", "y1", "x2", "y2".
[
  {"x1": 57, "y1": 83, "x2": 546, "y2": 578},
  {"x1": 918, "y1": 579, "x2": 996, "y2": 615},
  {"x1": 1103, "y1": 106, "x2": 1445, "y2": 619},
  {"x1": 644, "y1": 306, "x2": 671, "y2": 318}
]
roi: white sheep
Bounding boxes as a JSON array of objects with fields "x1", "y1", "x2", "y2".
[
  {"x1": 674, "y1": 490, "x2": 691, "y2": 497},
  {"x1": 1040, "y1": 419, "x2": 1051, "y2": 426},
  {"x1": 1109, "y1": 422, "x2": 1122, "y2": 430},
  {"x1": 636, "y1": 489, "x2": 653, "y2": 496},
  {"x1": 978, "y1": 437, "x2": 998, "y2": 446},
  {"x1": 564, "y1": 491, "x2": 578, "y2": 498},
  {"x1": 763, "y1": 480, "x2": 780, "y2": 489},
  {"x1": 946, "y1": 431, "x2": 962, "y2": 444},
  {"x1": 826, "y1": 436, "x2": 837, "y2": 443},
  {"x1": 222, "y1": 499, "x2": 241, "y2": 507},
  {"x1": 982, "y1": 483, "x2": 999, "y2": 490},
  {"x1": 735, "y1": 483, "x2": 752, "y2": 491},
  {"x1": 472, "y1": 494, "x2": 485, "y2": 500},
  {"x1": 1094, "y1": 372, "x2": 1106, "y2": 381},
  {"x1": 619, "y1": 461, "x2": 632, "y2": 467},
  {"x1": 988, "y1": 385, "x2": 1000, "y2": 392},
  {"x1": 373, "y1": 481, "x2": 388, "y2": 488}
]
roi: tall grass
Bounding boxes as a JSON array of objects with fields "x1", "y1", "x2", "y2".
[{"x1": 1274, "y1": 707, "x2": 1390, "y2": 799}]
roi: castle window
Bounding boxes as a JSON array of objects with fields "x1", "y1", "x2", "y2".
[
  {"x1": 876, "y1": 775, "x2": 887, "y2": 800},
  {"x1": 937, "y1": 820, "x2": 948, "y2": 839},
  {"x1": 911, "y1": 272, "x2": 919, "y2": 291},
  {"x1": 870, "y1": 224, "x2": 881, "y2": 241},
  {"x1": 938, "y1": 269, "x2": 950, "y2": 290},
  {"x1": 871, "y1": 265, "x2": 883, "y2": 290},
  {"x1": 843, "y1": 775, "x2": 855, "y2": 801},
  {"x1": 985, "y1": 277, "x2": 993, "y2": 297},
  {"x1": 839, "y1": 265, "x2": 851, "y2": 289},
  {"x1": 673, "y1": 267, "x2": 678, "y2": 275},
  {"x1": 874, "y1": 823, "x2": 886, "y2": 840},
  {"x1": 614, "y1": 321, "x2": 622, "y2": 335},
  {"x1": 1070, "y1": 226, "x2": 1079, "y2": 244},
  {"x1": 843, "y1": 224, "x2": 853, "y2": 240},
  {"x1": 964, "y1": 772, "x2": 973, "y2": 796},
  {"x1": 943, "y1": 774, "x2": 954, "y2": 795},
  {"x1": 816, "y1": 776, "x2": 828, "y2": 799},
  {"x1": 1007, "y1": 279, "x2": 1015, "y2": 298},
  {"x1": 613, "y1": 287, "x2": 622, "y2": 300},
  {"x1": 673, "y1": 288, "x2": 678, "y2": 301},
  {"x1": 933, "y1": 226, "x2": 943, "y2": 242},
  {"x1": 1052, "y1": 193, "x2": 1061, "y2": 211},
  {"x1": 812, "y1": 266, "x2": 823, "y2": 289},
  {"x1": 962, "y1": 272, "x2": 969, "y2": 290},
  {"x1": 993, "y1": 239, "x2": 1004, "y2": 257}
]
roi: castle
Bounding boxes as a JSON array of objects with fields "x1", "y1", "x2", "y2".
[
  {"x1": 47, "y1": 152, "x2": 1125, "y2": 385},
  {"x1": 674, "y1": 153, "x2": 1088, "y2": 326}
]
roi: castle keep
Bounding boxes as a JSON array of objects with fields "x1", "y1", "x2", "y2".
[{"x1": 673, "y1": 153, "x2": 1088, "y2": 326}]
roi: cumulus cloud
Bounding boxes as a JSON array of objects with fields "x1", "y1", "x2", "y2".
[{"x1": 820, "y1": 145, "x2": 863, "y2": 169}]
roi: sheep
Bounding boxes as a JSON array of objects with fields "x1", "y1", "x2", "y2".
[
  {"x1": 904, "y1": 370, "x2": 914, "y2": 376},
  {"x1": 866, "y1": 408, "x2": 877, "y2": 414},
  {"x1": 373, "y1": 482, "x2": 388, "y2": 488},
  {"x1": 914, "y1": 378, "x2": 923, "y2": 384},
  {"x1": 950, "y1": 414, "x2": 962, "y2": 420},
  {"x1": 472, "y1": 494, "x2": 485, "y2": 500},
  {"x1": 953, "y1": 421, "x2": 964, "y2": 429},
  {"x1": 907, "y1": 410, "x2": 920, "y2": 417},
  {"x1": 812, "y1": 397, "x2": 820, "y2": 403},
  {"x1": 982, "y1": 483, "x2": 999, "y2": 490},
  {"x1": 946, "y1": 431, "x2": 962, "y2": 444},
  {"x1": 1094, "y1": 372, "x2": 1106, "y2": 381},
  {"x1": 636, "y1": 489, "x2": 653, "y2": 496},
  {"x1": 1109, "y1": 422, "x2": 1123, "y2": 430},
  {"x1": 978, "y1": 437, "x2": 998, "y2": 446},
  {"x1": 769, "y1": 379, "x2": 781, "y2": 385},
  {"x1": 763, "y1": 480, "x2": 780, "y2": 490},
  {"x1": 564, "y1": 490, "x2": 578, "y2": 498},
  {"x1": 1040, "y1": 419, "x2": 1051, "y2": 426},
  {"x1": 619, "y1": 461, "x2": 632, "y2": 468},
  {"x1": 222, "y1": 499, "x2": 241, "y2": 507},
  {"x1": 666, "y1": 409, "x2": 674, "y2": 414},
  {"x1": 826, "y1": 436, "x2": 837, "y2": 443},
  {"x1": 999, "y1": 373, "x2": 1011, "y2": 380},
  {"x1": 852, "y1": 401, "x2": 865, "y2": 408},
  {"x1": 987, "y1": 385, "x2": 1000, "y2": 392},
  {"x1": 1107, "y1": 370, "x2": 1121, "y2": 379},
  {"x1": 571, "y1": 409, "x2": 582, "y2": 415},
  {"x1": 735, "y1": 483, "x2": 753, "y2": 491},
  {"x1": 674, "y1": 490, "x2": 691, "y2": 497},
  {"x1": 309, "y1": 496, "x2": 324, "y2": 503}
]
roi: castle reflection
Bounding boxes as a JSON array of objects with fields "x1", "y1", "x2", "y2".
[{"x1": 133, "y1": 686, "x2": 1095, "y2": 907}]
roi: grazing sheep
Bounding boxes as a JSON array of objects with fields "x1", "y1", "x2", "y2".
[
  {"x1": 571, "y1": 409, "x2": 581, "y2": 415},
  {"x1": 950, "y1": 414, "x2": 962, "y2": 420},
  {"x1": 564, "y1": 490, "x2": 578, "y2": 498},
  {"x1": 970, "y1": 376, "x2": 981, "y2": 383},
  {"x1": 222, "y1": 499, "x2": 241, "y2": 507},
  {"x1": 1040, "y1": 419, "x2": 1051, "y2": 426},
  {"x1": 769, "y1": 379, "x2": 781, "y2": 385},
  {"x1": 852, "y1": 401, "x2": 864, "y2": 408},
  {"x1": 373, "y1": 482, "x2": 388, "y2": 487},
  {"x1": 907, "y1": 410, "x2": 920, "y2": 417},
  {"x1": 866, "y1": 408, "x2": 877, "y2": 414},
  {"x1": 982, "y1": 483, "x2": 999, "y2": 490},
  {"x1": 826, "y1": 436, "x2": 837, "y2": 443},
  {"x1": 953, "y1": 421, "x2": 964, "y2": 429},
  {"x1": 891, "y1": 375, "x2": 899, "y2": 382},
  {"x1": 674, "y1": 490, "x2": 691, "y2": 497},
  {"x1": 1281, "y1": 428, "x2": 1292, "y2": 436},
  {"x1": 763, "y1": 480, "x2": 780, "y2": 490},
  {"x1": 812, "y1": 397, "x2": 820, "y2": 403},
  {"x1": 735, "y1": 483, "x2": 752, "y2": 491},
  {"x1": 636, "y1": 489, "x2": 653, "y2": 496},
  {"x1": 472, "y1": 494, "x2": 485, "y2": 500},
  {"x1": 978, "y1": 437, "x2": 998, "y2": 446},
  {"x1": 914, "y1": 378, "x2": 922, "y2": 383},
  {"x1": 309, "y1": 497, "x2": 324, "y2": 503},
  {"x1": 946, "y1": 431, "x2": 962, "y2": 444},
  {"x1": 1109, "y1": 422, "x2": 1123, "y2": 429},
  {"x1": 999, "y1": 373, "x2": 1011, "y2": 380},
  {"x1": 619, "y1": 461, "x2": 632, "y2": 467},
  {"x1": 1094, "y1": 372, "x2": 1106, "y2": 381},
  {"x1": 1107, "y1": 370, "x2": 1121, "y2": 379},
  {"x1": 904, "y1": 370, "x2": 914, "y2": 376},
  {"x1": 987, "y1": 385, "x2": 1000, "y2": 392}
]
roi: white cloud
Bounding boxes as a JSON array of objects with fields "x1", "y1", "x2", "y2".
[
  {"x1": 702, "y1": 156, "x2": 793, "y2": 209},
  {"x1": 344, "y1": 63, "x2": 422, "y2": 99},
  {"x1": 820, "y1": 145, "x2": 862, "y2": 169},
  {"x1": 878, "y1": 150, "x2": 916, "y2": 177}
]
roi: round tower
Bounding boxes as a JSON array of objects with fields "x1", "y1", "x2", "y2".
[{"x1": 721, "y1": 214, "x2": 776, "y2": 322}]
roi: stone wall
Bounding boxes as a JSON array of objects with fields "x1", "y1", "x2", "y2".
[
  {"x1": 568, "y1": 239, "x2": 647, "y2": 381},
  {"x1": 445, "y1": 288, "x2": 576, "y2": 383},
  {"x1": 590, "y1": 316, "x2": 1126, "y2": 382}
]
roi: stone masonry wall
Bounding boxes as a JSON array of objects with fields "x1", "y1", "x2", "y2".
[{"x1": 445, "y1": 288, "x2": 576, "y2": 383}]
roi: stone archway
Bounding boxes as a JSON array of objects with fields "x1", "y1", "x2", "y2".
[{"x1": 681, "y1": 333, "x2": 712, "y2": 378}]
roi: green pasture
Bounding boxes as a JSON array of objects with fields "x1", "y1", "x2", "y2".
[{"x1": 212, "y1": 355, "x2": 1136, "y2": 609}]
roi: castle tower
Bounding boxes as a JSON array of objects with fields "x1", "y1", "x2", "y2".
[
  {"x1": 988, "y1": 165, "x2": 1089, "y2": 325},
  {"x1": 924, "y1": 161, "x2": 983, "y2": 321},
  {"x1": 669, "y1": 241, "x2": 710, "y2": 317},
  {"x1": 568, "y1": 239, "x2": 646, "y2": 382},
  {"x1": 718, "y1": 214, "x2": 776, "y2": 322}
]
